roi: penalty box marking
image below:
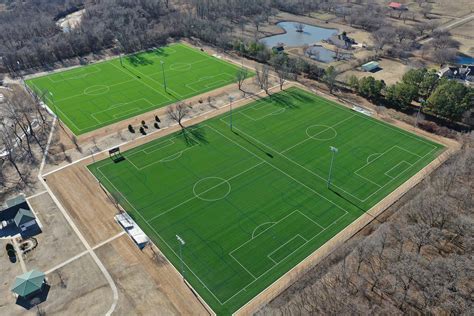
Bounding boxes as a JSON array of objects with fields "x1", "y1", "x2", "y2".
[
  {"x1": 226, "y1": 104, "x2": 438, "y2": 203},
  {"x1": 230, "y1": 210, "x2": 326, "y2": 278},
  {"x1": 46, "y1": 65, "x2": 102, "y2": 83},
  {"x1": 126, "y1": 136, "x2": 201, "y2": 171},
  {"x1": 95, "y1": 123, "x2": 349, "y2": 306},
  {"x1": 354, "y1": 145, "x2": 418, "y2": 187}
]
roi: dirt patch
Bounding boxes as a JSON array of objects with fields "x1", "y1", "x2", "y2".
[
  {"x1": 95, "y1": 235, "x2": 209, "y2": 315},
  {"x1": 338, "y1": 58, "x2": 412, "y2": 85},
  {"x1": 56, "y1": 9, "x2": 85, "y2": 32},
  {"x1": 22, "y1": 192, "x2": 86, "y2": 272}
]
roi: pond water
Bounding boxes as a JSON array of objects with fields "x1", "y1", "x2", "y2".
[
  {"x1": 260, "y1": 21, "x2": 338, "y2": 47},
  {"x1": 456, "y1": 55, "x2": 474, "y2": 65},
  {"x1": 305, "y1": 45, "x2": 351, "y2": 63}
]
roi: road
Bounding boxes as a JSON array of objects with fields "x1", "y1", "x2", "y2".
[{"x1": 420, "y1": 12, "x2": 474, "y2": 44}]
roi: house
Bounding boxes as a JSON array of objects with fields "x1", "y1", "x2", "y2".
[
  {"x1": 438, "y1": 65, "x2": 474, "y2": 84},
  {"x1": 14, "y1": 209, "x2": 36, "y2": 232},
  {"x1": 388, "y1": 2, "x2": 407, "y2": 10},
  {"x1": 361, "y1": 61, "x2": 381, "y2": 72},
  {"x1": 0, "y1": 195, "x2": 40, "y2": 235},
  {"x1": 328, "y1": 32, "x2": 356, "y2": 49}
]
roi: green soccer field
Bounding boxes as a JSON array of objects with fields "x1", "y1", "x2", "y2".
[
  {"x1": 26, "y1": 43, "x2": 244, "y2": 135},
  {"x1": 88, "y1": 87, "x2": 444, "y2": 314}
]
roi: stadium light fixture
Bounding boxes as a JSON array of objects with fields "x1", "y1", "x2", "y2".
[
  {"x1": 327, "y1": 146, "x2": 338, "y2": 189},
  {"x1": 176, "y1": 234, "x2": 185, "y2": 279},
  {"x1": 161, "y1": 60, "x2": 167, "y2": 92}
]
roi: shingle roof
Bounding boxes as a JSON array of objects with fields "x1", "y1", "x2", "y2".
[{"x1": 14, "y1": 208, "x2": 35, "y2": 226}]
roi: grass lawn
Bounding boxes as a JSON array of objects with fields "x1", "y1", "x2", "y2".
[
  {"x1": 26, "y1": 43, "x2": 245, "y2": 135},
  {"x1": 88, "y1": 87, "x2": 444, "y2": 314}
]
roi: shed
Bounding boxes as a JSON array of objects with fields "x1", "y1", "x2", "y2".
[
  {"x1": 11, "y1": 270, "x2": 46, "y2": 297},
  {"x1": 14, "y1": 208, "x2": 36, "y2": 232},
  {"x1": 388, "y1": 2, "x2": 407, "y2": 10},
  {"x1": 361, "y1": 61, "x2": 380, "y2": 72}
]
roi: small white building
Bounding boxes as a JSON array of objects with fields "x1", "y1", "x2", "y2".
[{"x1": 115, "y1": 212, "x2": 149, "y2": 249}]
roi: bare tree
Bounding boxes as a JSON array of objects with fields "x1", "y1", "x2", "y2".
[
  {"x1": 275, "y1": 65, "x2": 289, "y2": 90},
  {"x1": 0, "y1": 124, "x2": 27, "y2": 184},
  {"x1": 236, "y1": 67, "x2": 248, "y2": 91},
  {"x1": 167, "y1": 103, "x2": 191, "y2": 129},
  {"x1": 255, "y1": 65, "x2": 270, "y2": 95},
  {"x1": 294, "y1": 22, "x2": 305, "y2": 33}
]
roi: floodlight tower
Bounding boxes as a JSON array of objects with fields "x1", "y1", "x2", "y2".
[
  {"x1": 327, "y1": 146, "x2": 338, "y2": 189},
  {"x1": 161, "y1": 60, "x2": 167, "y2": 92},
  {"x1": 415, "y1": 98, "x2": 425, "y2": 127},
  {"x1": 229, "y1": 95, "x2": 234, "y2": 130},
  {"x1": 176, "y1": 234, "x2": 185, "y2": 279}
]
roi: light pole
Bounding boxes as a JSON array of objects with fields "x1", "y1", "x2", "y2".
[
  {"x1": 327, "y1": 146, "x2": 338, "y2": 189},
  {"x1": 161, "y1": 61, "x2": 167, "y2": 92},
  {"x1": 415, "y1": 99, "x2": 425, "y2": 127},
  {"x1": 16, "y1": 60, "x2": 23, "y2": 80},
  {"x1": 176, "y1": 235, "x2": 185, "y2": 279},
  {"x1": 229, "y1": 95, "x2": 234, "y2": 130}
]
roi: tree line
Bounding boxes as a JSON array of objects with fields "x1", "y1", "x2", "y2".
[{"x1": 346, "y1": 68, "x2": 473, "y2": 123}]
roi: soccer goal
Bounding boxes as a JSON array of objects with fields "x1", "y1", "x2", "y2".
[{"x1": 109, "y1": 147, "x2": 124, "y2": 163}]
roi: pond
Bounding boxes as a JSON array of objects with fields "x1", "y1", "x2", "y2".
[
  {"x1": 305, "y1": 45, "x2": 352, "y2": 63},
  {"x1": 456, "y1": 55, "x2": 474, "y2": 65},
  {"x1": 260, "y1": 21, "x2": 338, "y2": 47}
]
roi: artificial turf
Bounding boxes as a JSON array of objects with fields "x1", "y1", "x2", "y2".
[
  {"x1": 88, "y1": 87, "x2": 444, "y2": 314},
  {"x1": 25, "y1": 43, "x2": 244, "y2": 135}
]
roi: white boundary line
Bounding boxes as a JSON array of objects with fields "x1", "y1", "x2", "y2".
[{"x1": 39, "y1": 84, "x2": 446, "y2": 314}]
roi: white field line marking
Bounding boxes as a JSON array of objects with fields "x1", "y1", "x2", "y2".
[
  {"x1": 354, "y1": 145, "x2": 415, "y2": 177},
  {"x1": 267, "y1": 235, "x2": 307, "y2": 264},
  {"x1": 110, "y1": 61, "x2": 173, "y2": 103},
  {"x1": 52, "y1": 77, "x2": 136, "y2": 103},
  {"x1": 46, "y1": 65, "x2": 102, "y2": 83},
  {"x1": 95, "y1": 162, "x2": 229, "y2": 306},
  {"x1": 223, "y1": 211, "x2": 347, "y2": 305},
  {"x1": 251, "y1": 222, "x2": 276, "y2": 239},
  {"x1": 384, "y1": 161, "x2": 413, "y2": 179},
  {"x1": 230, "y1": 122, "x2": 437, "y2": 204},
  {"x1": 367, "y1": 153, "x2": 381, "y2": 163},
  {"x1": 207, "y1": 125, "x2": 348, "y2": 215},
  {"x1": 229, "y1": 208, "x2": 329, "y2": 299},
  {"x1": 239, "y1": 106, "x2": 287, "y2": 122},
  {"x1": 281, "y1": 114, "x2": 355, "y2": 154},
  {"x1": 41, "y1": 82, "x2": 273, "y2": 178},
  {"x1": 309, "y1": 87, "x2": 440, "y2": 151},
  {"x1": 146, "y1": 161, "x2": 264, "y2": 223}
]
